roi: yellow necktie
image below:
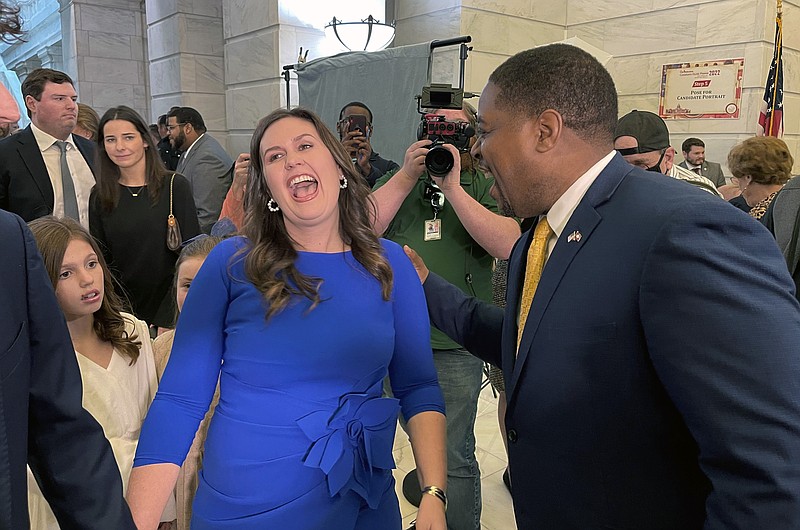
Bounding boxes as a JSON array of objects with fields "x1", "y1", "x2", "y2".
[{"x1": 517, "y1": 218, "x2": 553, "y2": 350}]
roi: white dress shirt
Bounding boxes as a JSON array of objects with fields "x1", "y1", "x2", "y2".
[{"x1": 31, "y1": 122, "x2": 95, "y2": 229}]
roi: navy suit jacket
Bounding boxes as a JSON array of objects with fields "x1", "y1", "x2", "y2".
[
  {"x1": 0, "y1": 211, "x2": 134, "y2": 529},
  {"x1": 424, "y1": 154, "x2": 800, "y2": 529},
  {"x1": 0, "y1": 126, "x2": 96, "y2": 222}
]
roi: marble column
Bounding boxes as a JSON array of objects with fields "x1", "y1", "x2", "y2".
[
  {"x1": 146, "y1": 0, "x2": 227, "y2": 144},
  {"x1": 12, "y1": 57, "x2": 42, "y2": 84},
  {"x1": 222, "y1": 0, "x2": 325, "y2": 155},
  {"x1": 37, "y1": 43, "x2": 63, "y2": 70},
  {"x1": 59, "y1": 0, "x2": 149, "y2": 122}
]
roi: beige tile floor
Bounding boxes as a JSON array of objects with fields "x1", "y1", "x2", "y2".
[{"x1": 391, "y1": 383, "x2": 518, "y2": 530}]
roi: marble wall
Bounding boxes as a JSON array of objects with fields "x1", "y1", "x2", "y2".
[
  {"x1": 571, "y1": 0, "x2": 799, "y2": 174},
  {"x1": 60, "y1": 0, "x2": 149, "y2": 124},
  {"x1": 221, "y1": 0, "x2": 326, "y2": 156},
  {"x1": 394, "y1": 0, "x2": 799, "y2": 174}
]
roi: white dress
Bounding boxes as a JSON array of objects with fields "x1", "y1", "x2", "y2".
[{"x1": 27, "y1": 313, "x2": 175, "y2": 528}]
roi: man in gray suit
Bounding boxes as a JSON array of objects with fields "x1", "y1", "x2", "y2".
[
  {"x1": 167, "y1": 107, "x2": 233, "y2": 233},
  {"x1": 679, "y1": 137, "x2": 726, "y2": 187}
]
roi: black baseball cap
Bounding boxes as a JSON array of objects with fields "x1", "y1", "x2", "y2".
[{"x1": 614, "y1": 110, "x2": 670, "y2": 155}]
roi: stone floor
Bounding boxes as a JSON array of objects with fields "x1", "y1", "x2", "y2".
[{"x1": 391, "y1": 383, "x2": 518, "y2": 530}]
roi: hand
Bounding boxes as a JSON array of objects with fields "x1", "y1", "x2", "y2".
[
  {"x1": 413, "y1": 493, "x2": 447, "y2": 530},
  {"x1": 403, "y1": 245, "x2": 429, "y2": 284},
  {"x1": 341, "y1": 131, "x2": 373, "y2": 176},
  {"x1": 233, "y1": 153, "x2": 250, "y2": 198},
  {"x1": 401, "y1": 139, "x2": 433, "y2": 181},
  {"x1": 429, "y1": 143, "x2": 461, "y2": 193}
]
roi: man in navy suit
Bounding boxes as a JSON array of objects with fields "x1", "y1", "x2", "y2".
[
  {"x1": 411, "y1": 44, "x2": 800, "y2": 528},
  {"x1": 0, "y1": 209, "x2": 135, "y2": 529},
  {"x1": 0, "y1": 68, "x2": 96, "y2": 227}
]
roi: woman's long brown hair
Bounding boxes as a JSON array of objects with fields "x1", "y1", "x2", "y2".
[
  {"x1": 95, "y1": 105, "x2": 172, "y2": 213},
  {"x1": 242, "y1": 107, "x2": 392, "y2": 320},
  {"x1": 28, "y1": 216, "x2": 141, "y2": 363}
]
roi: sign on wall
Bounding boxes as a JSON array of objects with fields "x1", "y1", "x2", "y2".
[{"x1": 659, "y1": 58, "x2": 744, "y2": 119}]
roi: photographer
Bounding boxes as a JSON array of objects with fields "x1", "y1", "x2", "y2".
[
  {"x1": 372, "y1": 102, "x2": 520, "y2": 530},
  {"x1": 338, "y1": 102, "x2": 399, "y2": 186}
]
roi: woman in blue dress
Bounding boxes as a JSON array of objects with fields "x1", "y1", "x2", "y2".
[{"x1": 127, "y1": 108, "x2": 447, "y2": 529}]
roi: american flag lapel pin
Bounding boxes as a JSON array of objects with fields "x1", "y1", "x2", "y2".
[{"x1": 567, "y1": 230, "x2": 582, "y2": 243}]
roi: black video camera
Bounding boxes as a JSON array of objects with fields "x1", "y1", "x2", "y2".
[{"x1": 416, "y1": 113, "x2": 475, "y2": 177}]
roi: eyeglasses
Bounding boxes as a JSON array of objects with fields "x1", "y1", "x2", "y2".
[{"x1": 166, "y1": 123, "x2": 187, "y2": 132}]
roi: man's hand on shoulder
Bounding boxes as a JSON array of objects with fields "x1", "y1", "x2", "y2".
[{"x1": 404, "y1": 245, "x2": 429, "y2": 284}]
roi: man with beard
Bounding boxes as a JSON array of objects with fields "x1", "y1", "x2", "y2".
[
  {"x1": 157, "y1": 112, "x2": 180, "y2": 170},
  {"x1": 371, "y1": 102, "x2": 520, "y2": 530},
  {"x1": 408, "y1": 43, "x2": 800, "y2": 529},
  {"x1": 679, "y1": 137, "x2": 726, "y2": 187},
  {"x1": 0, "y1": 68, "x2": 96, "y2": 227},
  {"x1": 167, "y1": 107, "x2": 233, "y2": 233}
]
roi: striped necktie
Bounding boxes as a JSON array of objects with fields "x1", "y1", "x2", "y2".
[
  {"x1": 55, "y1": 140, "x2": 79, "y2": 220},
  {"x1": 517, "y1": 218, "x2": 553, "y2": 351}
]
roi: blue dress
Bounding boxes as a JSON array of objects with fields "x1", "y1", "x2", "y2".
[{"x1": 134, "y1": 237, "x2": 444, "y2": 529}]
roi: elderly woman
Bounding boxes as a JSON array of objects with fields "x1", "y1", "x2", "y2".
[
  {"x1": 727, "y1": 137, "x2": 794, "y2": 219},
  {"x1": 127, "y1": 107, "x2": 447, "y2": 530}
]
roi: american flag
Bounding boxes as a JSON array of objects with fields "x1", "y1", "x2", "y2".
[{"x1": 758, "y1": 14, "x2": 783, "y2": 137}]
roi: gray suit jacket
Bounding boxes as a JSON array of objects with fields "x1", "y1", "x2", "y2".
[
  {"x1": 763, "y1": 176, "x2": 800, "y2": 274},
  {"x1": 678, "y1": 160, "x2": 725, "y2": 187},
  {"x1": 176, "y1": 134, "x2": 233, "y2": 233}
]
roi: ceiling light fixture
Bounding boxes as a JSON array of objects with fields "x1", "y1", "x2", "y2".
[{"x1": 324, "y1": 15, "x2": 395, "y2": 52}]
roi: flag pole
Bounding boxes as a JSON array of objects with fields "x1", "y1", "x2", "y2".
[{"x1": 767, "y1": 0, "x2": 782, "y2": 135}]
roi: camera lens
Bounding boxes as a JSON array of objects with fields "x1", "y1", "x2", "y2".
[{"x1": 425, "y1": 145, "x2": 454, "y2": 177}]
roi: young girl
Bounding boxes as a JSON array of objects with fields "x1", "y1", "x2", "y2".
[
  {"x1": 153, "y1": 235, "x2": 222, "y2": 530},
  {"x1": 26, "y1": 216, "x2": 175, "y2": 529}
]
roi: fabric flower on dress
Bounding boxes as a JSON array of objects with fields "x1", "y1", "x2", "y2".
[{"x1": 297, "y1": 373, "x2": 400, "y2": 509}]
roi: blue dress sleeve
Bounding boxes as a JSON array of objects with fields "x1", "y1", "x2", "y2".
[
  {"x1": 134, "y1": 239, "x2": 235, "y2": 467},
  {"x1": 383, "y1": 240, "x2": 446, "y2": 421}
]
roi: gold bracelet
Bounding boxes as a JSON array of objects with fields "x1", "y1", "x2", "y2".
[{"x1": 420, "y1": 485, "x2": 447, "y2": 510}]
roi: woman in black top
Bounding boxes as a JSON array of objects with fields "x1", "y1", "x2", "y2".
[{"x1": 90, "y1": 105, "x2": 199, "y2": 330}]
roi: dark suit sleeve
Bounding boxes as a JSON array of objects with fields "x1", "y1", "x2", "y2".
[
  {"x1": 423, "y1": 271, "x2": 504, "y2": 367},
  {"x1": 0, "y1": 152, "x2": 8, "y2": 211},
  {"x1": 639, "y1": 200, "x2": 800, "y2": 528},
  {"x1": 20, "y1": 217, "x2": 135, "y2": 529},
  {"x1": 174, "y1": 174, "x2": 201, "y2": 240},
  {"x1": 366, "y1": 157, "x2": 399, "y2": 188}
]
